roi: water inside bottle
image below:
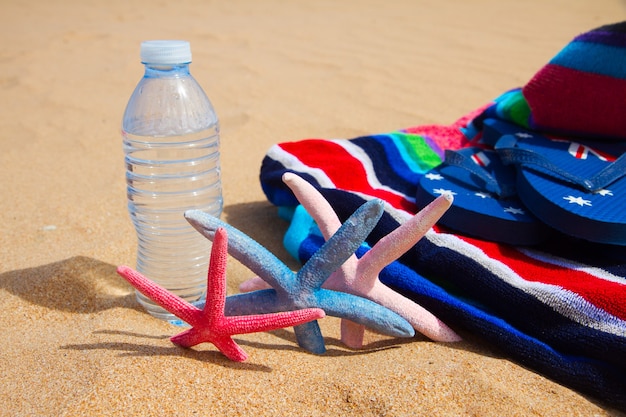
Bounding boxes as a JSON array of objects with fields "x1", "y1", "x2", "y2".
[{"x1": 123, "y1": 126, "x2": 223, "y2": 323}]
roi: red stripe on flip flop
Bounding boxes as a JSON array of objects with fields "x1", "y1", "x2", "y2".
[{"x1": 572, "y1": 144, "x2": 586, "y2": 159}]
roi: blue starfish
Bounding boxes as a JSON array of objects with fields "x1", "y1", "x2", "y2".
[{"x1": 185, "y1": 199, "x2": 415, "y2": 354}]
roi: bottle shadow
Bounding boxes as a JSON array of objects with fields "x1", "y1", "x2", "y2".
[
  {"x1": 0, "y1": 199, "x2": 290, "y2": 315},
  {"x1": 0, "y1": 255, "x2": 137, "y2": 313},
  {"x1": 0, "y1": 200, "x2": 292, "y2": 314}
]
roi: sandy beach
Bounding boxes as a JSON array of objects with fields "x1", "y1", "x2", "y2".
[{"x1": 1, "y1": 0, "x2": 625, "y2": 415}]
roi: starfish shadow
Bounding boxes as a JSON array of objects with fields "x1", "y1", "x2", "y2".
[
  {"x1": 61, "y1": 339, "x2": 273, "y2": 372},
  {"x1": 93, "y1": 329, "x2": 171, "y2": 340},
  {"x1": 261, "y1": 328, "x2": 425, "y2": 357}
]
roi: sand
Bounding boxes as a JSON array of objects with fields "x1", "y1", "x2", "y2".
[{"x1": 1, "y1": 0, "x2": 625, "y2": 415}]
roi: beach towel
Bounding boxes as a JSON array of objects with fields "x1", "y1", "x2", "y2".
[{"x1": 258, "y1": 116, "x2": 626, "y2": 409}]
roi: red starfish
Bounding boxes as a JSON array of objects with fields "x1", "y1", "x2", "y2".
[{"x1": 117, "y1": 227, "x2": 325, "y2": 362}]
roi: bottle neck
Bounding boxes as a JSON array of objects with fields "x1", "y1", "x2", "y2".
[{"x1": 143, "y1": 63, "x2": 191, "y2": 78}]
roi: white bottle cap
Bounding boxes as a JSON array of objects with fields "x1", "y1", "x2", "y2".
[{"x1": 140, "y1": 40, "x2": 192, "y2": 65}]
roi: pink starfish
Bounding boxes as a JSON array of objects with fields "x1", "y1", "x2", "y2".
[
  {"x1": 117, "y1": 227, "x2": 325, "y2": 362},
  {"x1": 241, "y1": 173, "x2": 461, "y2": 348}
]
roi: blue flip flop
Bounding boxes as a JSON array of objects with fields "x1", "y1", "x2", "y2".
[
  {"x1": 484, "y1": 118, "x2": 626, "y2": 246},
  {"x1": 416, "y1": 146, "x2": 552, "y2": 245}
]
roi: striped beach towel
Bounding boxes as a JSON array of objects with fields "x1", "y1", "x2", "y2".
[{"x1": 258, "y1": 108, "x2": 626, "y2": 409}]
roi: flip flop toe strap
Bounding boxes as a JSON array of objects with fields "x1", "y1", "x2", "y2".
[
  {"x1": 495, "y1": 134, "x2": 626, "y2": 192},
  {"x1": 444, "y1": 150, "x2": 516, "y2": 198}
]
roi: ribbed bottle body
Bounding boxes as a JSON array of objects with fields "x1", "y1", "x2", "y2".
[{"x1": 122, "y1": 62, "x2": 222, "y2": 321}]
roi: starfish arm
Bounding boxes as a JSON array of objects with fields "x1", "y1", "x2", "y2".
[
  {"x1": 366, "y1": 281, "x2": 461, "y2": 342},
  {"x1": 340, "y1": 319, "x2": 366, "y2": 349},
  {"x1": 298, "y1": 199, "x2": 384, "y2": 290},
  {"x1": 116, "y1": 266, "x2": 203, "y2": 327},
  {"x1": 224, "y1": 289, "x2": 282, "y2": 316},
  {"x1": 283, "y1": 172, "x2": 343, "y2": 240},
  {"x1": 203, "y1": 227, "x2": 229, "y2": 323},
  {"x1": 223, "y1": 308, "x2": 325, "y2": 334},
  {"x1": 293, "y1": 321, "x2": 326, "y2": 354},
  {"x1": 314, "y1": 288, "x2": 414, "y2": 338},
  {"x1": 185, "y1": 210, "x2": 295, "y2": 294},
  {"x1": 358, "y1": 194, "x2": 453, "y2": 284},
  {"x1": 211, "y1": 336, "x2": 249, "y2": 362},
  {"x1": 227, "y1": 293, "x2": 327, "y2": 354},
  {"x1": 170, "y1": 327, "x2": 206, "y2": 348},
  {"x1": 173, "y1": 328, "x2": 250, "y2": 362}
]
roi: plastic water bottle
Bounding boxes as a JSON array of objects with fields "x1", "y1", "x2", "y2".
[{"x1": 122, "y1": 40, "x2": 223, "y2": 322}]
